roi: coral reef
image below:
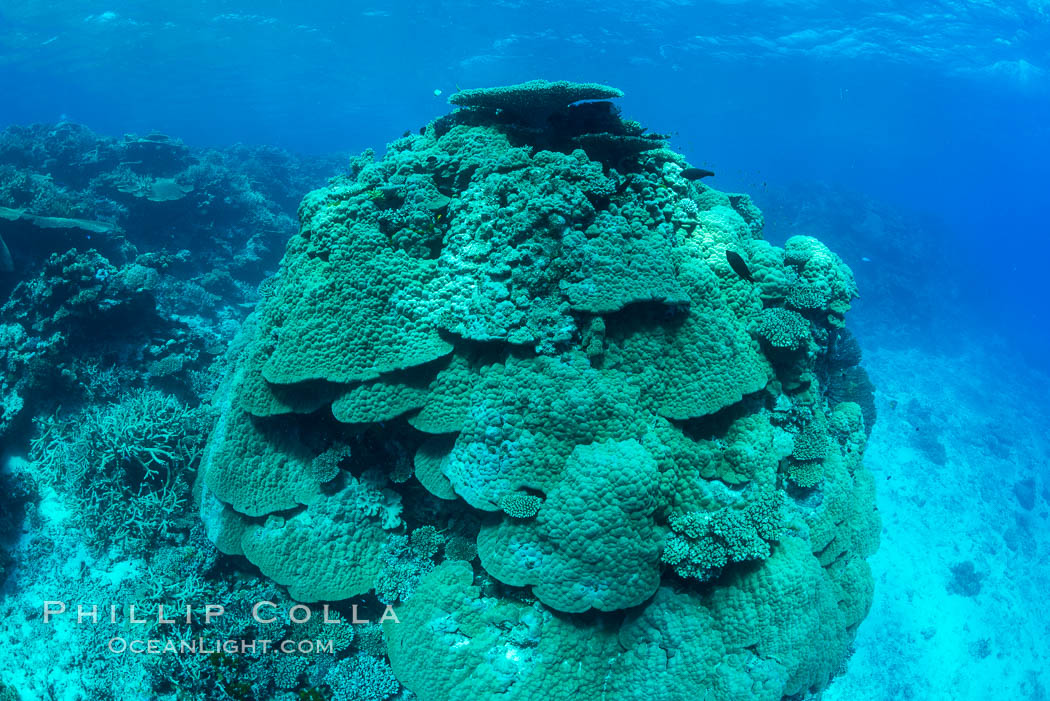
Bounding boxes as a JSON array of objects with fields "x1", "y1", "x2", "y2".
[
  {"x1": 0, "y1": 122, "x2": 343, "y2": 444},
  {"x1": 662, "y1": 491, "x2": 785, "y2": 581},
  {"x1": 29, "y1": 388, "x2": 209, "y2": 553},
  {"x1": 824, "y1": 327, "x2": 877, "y2": 437},
  {"x1": 0, "y1": 468, "x2": 34, "y2": 584},
  {"x1": 0, "y1": 121, "x2": 370, "y2": 700},
  {"x1": 200, "y1": 80, "x2": 880, "y2": 700},
  {"x1": 758, "y1": 180, "x2": 965, "y2": 346}
]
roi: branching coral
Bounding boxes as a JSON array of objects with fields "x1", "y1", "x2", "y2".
[
  {"x1": 756, "y1": 306, "x2": 811, "y2": 351},
  {"x1": 662, "y1": 491, "x2": 785, "y2": 582},
  {"x1": 30, "y1": 388, "x2": 209, "y2": 553},
  {"x1": 373, "y1": 526, "x2": 445, "y2": 604}
]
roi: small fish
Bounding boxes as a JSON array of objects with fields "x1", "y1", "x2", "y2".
[
  {"x1": 861, "y1": 256, "x2": 871, "y2": 262},
  {"x1": 681, "y1": 167, "x2": 715, "y2": 181},
  {"x1": 725, "y1": 250, "x2": 753, "y2": 282}
]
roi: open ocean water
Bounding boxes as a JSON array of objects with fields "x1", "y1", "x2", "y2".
[{"x1": 0, "y1": 2, "x2": 1047, "y2": 700}]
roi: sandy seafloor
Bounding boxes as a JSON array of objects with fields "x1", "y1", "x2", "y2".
[{"x1": 825, "y1": 337, "x2": 1050, "y2": 700}]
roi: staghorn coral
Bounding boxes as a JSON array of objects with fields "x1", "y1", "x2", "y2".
[
  {"x1": 200, "y1": 80, "x2": 880, "y2": 701},
  {"x1": 29, "y1": 388, "x2": 209, "y2": 553}
]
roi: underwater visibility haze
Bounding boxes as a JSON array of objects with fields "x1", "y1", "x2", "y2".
[{"x1": 0, "y1": 2, "x2": 1047, "y2": 700}]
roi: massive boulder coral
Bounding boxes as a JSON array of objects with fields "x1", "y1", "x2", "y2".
[{"x1": 200, "y1": 80, "x2": 880, "y2": 700}]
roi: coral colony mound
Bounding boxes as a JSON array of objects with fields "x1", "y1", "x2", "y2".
[{"x1": 200, "y1": 80, "x2": 880, "y2": 700}]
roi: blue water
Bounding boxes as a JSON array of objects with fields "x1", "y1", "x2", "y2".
[
  {"x1": 3, "y1": 1, "x2": 1048, "y2": 360},
  {"x1": 2, "y1": 3, "x2": 1049, "y2": 700}
]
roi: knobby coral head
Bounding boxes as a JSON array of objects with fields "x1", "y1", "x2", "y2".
[{"x1": 199, "y1": 79, "x2": 880, "y2": 701}]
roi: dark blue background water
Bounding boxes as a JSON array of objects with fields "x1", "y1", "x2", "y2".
[{"x1": 2, "y1": 1, "x2": 1048, "y2": 361}]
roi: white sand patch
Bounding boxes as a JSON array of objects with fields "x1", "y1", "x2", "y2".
[{"x1": 826, "y1": 341, "x2": 1050, "y2": 700}]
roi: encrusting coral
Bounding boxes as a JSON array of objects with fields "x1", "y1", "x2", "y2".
[{"x1": 200, "y1": 79, "x2": 880, "y2": 701}]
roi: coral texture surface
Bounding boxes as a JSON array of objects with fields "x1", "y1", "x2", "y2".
[{"x1": 201, "y1": 80, "x2": 880, "y2": 701}]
